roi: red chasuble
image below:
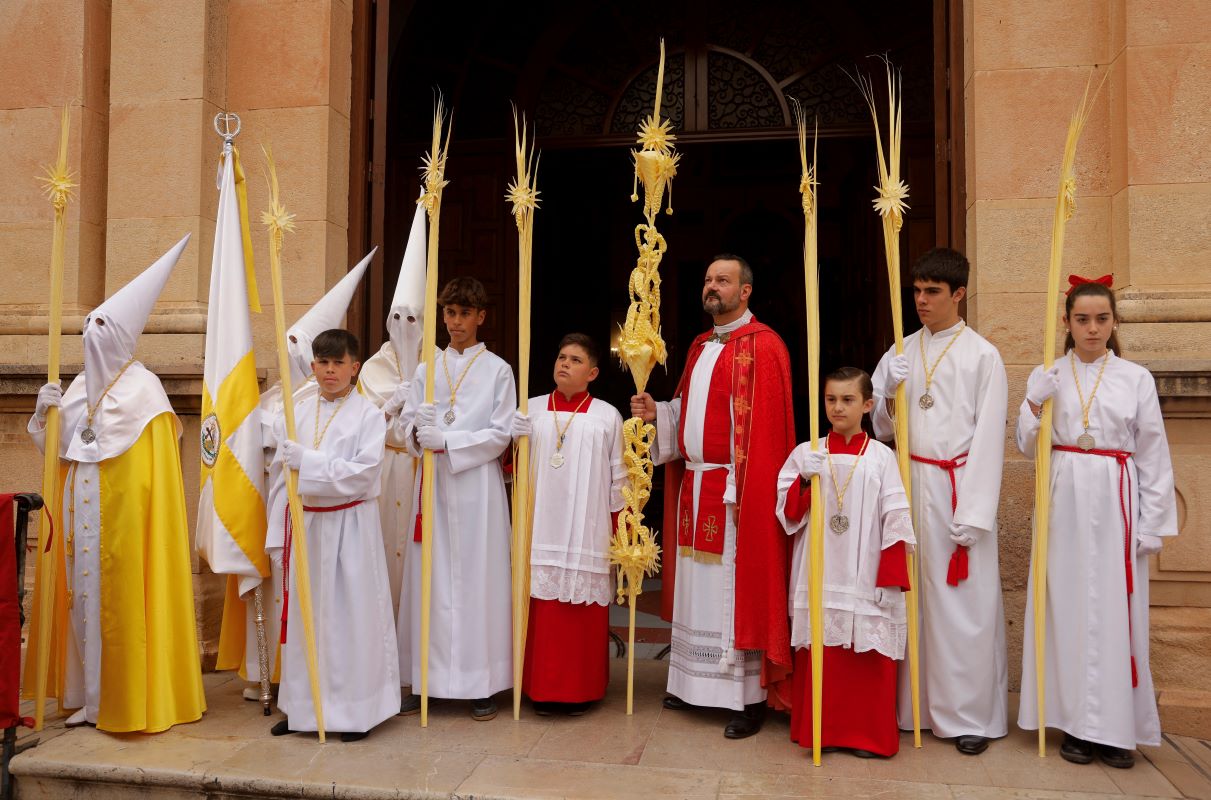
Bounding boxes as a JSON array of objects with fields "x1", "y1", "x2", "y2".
[
  {"x1": 522, "y1": 391, "x2": 611, "y2": 703},
  {"x1": 782, "y1": 430, "x2": 909, "y2": 756},
  {"x1": 659, "y1": 319, "x2": 797, "y2": 707}
]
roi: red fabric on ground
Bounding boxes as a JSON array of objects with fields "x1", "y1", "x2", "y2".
[
  {"x1": 0, "y1": 495, "x2": 24, "y2": 729},
  {"x1": 789, "y1": 645, "x2": 900, "y2": 757},
  {"x1": 522, "y1": 597, "x2": 609, "y2": 703}
]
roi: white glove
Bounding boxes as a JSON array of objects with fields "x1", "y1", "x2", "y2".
[
  {"x1": 35, "y1": 382, "x2": 63, "y2": 420},
  {"x1": 795, "y1": 449, "x2": 827, "y2": 479},
  {"x1": 1136, "y1": 534, "x2": 1163, "y2": 557},
  {"x1": 414, "y1": 402, "x2": 438, "y2": 428},
  {"x1": 383, "y1": 381, "x2": 411, "y2": 418},
  {"x1": 280, "y1": 439, "x2": 305, "y2": 470},
  {"x1": 416, "y1": 425, "x2": 445, "y2": 451},
  {"x1": 1026, "y1": 364, "x2": 1061, "y2": 406},
  {"x1": 874, "y1": 354, "x2": 910, "y2": 398},
  {"x1": 949, "y1": 524, "x2": 980, "y2": 548},
  {"x1": 511, "y1": 411, "x2": 533, "y2": 438},
  {"x1": 873, "y1": 587, "x2": 896, "y2": 608}
]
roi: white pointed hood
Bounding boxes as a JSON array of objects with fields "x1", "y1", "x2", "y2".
[
  {"x1": 83, "y1": 234, "x2": 190, "y2": 405},
  {"x1": 285, "y1": 247, "x2": 375, "y2": 383},
  {"x1": 387, "y1": 200, "x2": 427, "y2": 376}
]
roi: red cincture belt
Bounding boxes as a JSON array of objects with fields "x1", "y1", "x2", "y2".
[
  {"x1": 280, "y1": 499, "x2": 364, "y2": 643},
  {"x1": 910, "y1": 451, "x2": 970, "y2": 586},
  {"x1": 1053, "y1": 444, "x2": 1139, "y2": 687}
]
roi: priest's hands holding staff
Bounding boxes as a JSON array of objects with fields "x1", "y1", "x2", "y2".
[{"x1": 629, "y1": 392, "x2": 657, "y2": 423}]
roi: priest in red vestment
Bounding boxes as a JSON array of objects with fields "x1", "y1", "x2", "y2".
[{"x1": 632, "y1": 254, "x2": 796, "y2": 739}]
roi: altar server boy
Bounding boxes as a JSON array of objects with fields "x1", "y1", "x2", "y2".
[
  {"x1": 776, "y1": 367, "x2": 915, "y2": 758},
  {"x1": 395, "y1": 277, "x2": 515, "y2": 721},
  {"x1": 269, "y1": 329, "x2": 400, "y2": 741},
  {"x1": 511, "y1": 333, "x2": 626, "y2": 714}
]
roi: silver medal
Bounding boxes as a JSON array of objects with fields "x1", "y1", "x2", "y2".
[
  {"x1": 549, "y1": 452, "x2": 565, "y2": 469},
  {"x1": 80, "y1": 427, "x2": 97, "y2": 444},
  {"x1": 829, "y1": 514, "x2": 849, "y2": 534},
  {"x1": 443, "y1": 409, "x2": 456, "y2": 426},
  {"x1": 1077, "y1": 432, "x2": 1096, "y2": 451},
  {"x1": 918, "y1": 392, "x2": 935, "y2": 410}
]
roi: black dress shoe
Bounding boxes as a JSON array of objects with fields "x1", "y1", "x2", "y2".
[
  {"x1": 565, "y1": 702, "x2": 591, "y2": 716},
  {"x1": 662, "y1": 695, "x2": 691, "y2": 710},
  {"x1": 269, "y1": 719, "x2": 297, "y2": 736},
  {"x1": 723, "y1": 702, "x2": 766, "y2": 740},
  {"x1": 340, "y1": 731, "x2": 368, "y2": 743},
  {"x1": 955, "y1": 735, "x2": 990, "y2": 755},
  {"x1": 849, "y1": 748, "x2": 883, "y2": 759},
  {"x1": 399, "y1": 694, "x2": 421, "y2": 716},
  {"x1": 532, "y1": 701, "x2": 557, "y2": 716},
  {"x1": 1097, "y1": 744, "x2": 1136, "y2": 769},
  {"x1": 471, "y1": 697, "x2": 498, "y2": 721},
  {"x1": 1059, "y1": 734, "x2": 1095, "y2": 764}
]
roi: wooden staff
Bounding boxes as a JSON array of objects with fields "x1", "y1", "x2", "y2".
[
  {"x1": 507, "y1": 109, "x2": 540, "y2": 720},
  {"x1": 262, "y1": 145, "x2": 326, "y2": 742},
  {"x1": 418, "y1": 100, "x2": 452, "y2": 728},
  {"x1": 852, "y1": 59, "x2": 921, "y2": 747},
  {"x1": 32, "y1": 106, "x2": 74, "y2": 731},
  {"x1": 1032, "y1": 75, "x2": 1103, "y2": 758},
  {"x1": 793, "y1": 105, "x2": 825, "y2": 766}
]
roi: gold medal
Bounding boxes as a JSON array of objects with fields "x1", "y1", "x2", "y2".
[
  {"x1": 1077, "y1": 432, "x2": 1096, "y2": 451},
  {"x1": 825, "y1": 433, "x2": 870, "y2": 537},
  {"x1": 829, "y1": 514, "x2": 849, "y2": 534},
  {"x1": 918, "y1": 393, "x2": 934, "y2": 410},
  {"x1": 440, "y1": 346, "x2": 487, "y2": 429}
]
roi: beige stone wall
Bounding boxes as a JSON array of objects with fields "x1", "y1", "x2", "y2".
[
  {"x1": 0, "y1": 0, "x2": 353, "y2": 665},
  {"x1": 966, "y1": 0, "x2": 1211, "y2": 735}
]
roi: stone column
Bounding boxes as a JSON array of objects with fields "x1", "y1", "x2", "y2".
[{"x1": 965, "y1": 0, "x2": 1211, "y2": 737}]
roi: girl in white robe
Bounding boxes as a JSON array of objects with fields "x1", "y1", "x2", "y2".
[{"x1": 1016, "y1": 279, "x2": 1177, "y2": 768}]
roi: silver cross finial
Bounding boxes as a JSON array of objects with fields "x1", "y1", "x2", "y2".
[{"x1": 214, "y1": 112, "x2": 241, "y2": 155}]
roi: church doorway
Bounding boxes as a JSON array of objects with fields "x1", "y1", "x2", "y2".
[{"x1": 349, "y1": 0, "x2": 963, "y2": 433}]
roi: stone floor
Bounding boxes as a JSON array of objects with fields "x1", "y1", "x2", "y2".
[{"x1": 8, "y1": 659, "x2": 1211, "y2": 800}]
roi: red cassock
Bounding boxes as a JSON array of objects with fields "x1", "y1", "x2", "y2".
[
  {"x1": 781, "y1": 432, "x2": 910, "y2": 756},
  {"x1": 522, "y1": 391, "x2": 612, "y2": 704},
  {"x1": 659, "y1": 319, "x2": 797, "y2": 708}
]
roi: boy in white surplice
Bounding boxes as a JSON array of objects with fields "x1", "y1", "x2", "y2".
[
  {"x1": 395, "y1": 277, "x2": 515, "y2": 722},
  {"x1": 510, "y1": 333, "x2": 626, "y2": 715},
  {"x1": 269, "y1": 329, "x2": 400, "y2": 742}
]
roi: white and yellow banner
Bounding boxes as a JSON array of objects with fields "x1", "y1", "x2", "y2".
[{"x1": 197, "y1": 147, "x2": 269, "y2": 602}]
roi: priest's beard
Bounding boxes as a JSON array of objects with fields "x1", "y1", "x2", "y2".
[{"x1": 703, "y1": 291, "x2": 740, "y2": 317}]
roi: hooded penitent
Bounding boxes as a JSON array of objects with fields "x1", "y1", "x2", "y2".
[
  {"x1": 387, "y1": 202, "x2": 427, "y2": 376},
  {"x1": 285, "y1": 248, "x2": 376, "y2": 384}
]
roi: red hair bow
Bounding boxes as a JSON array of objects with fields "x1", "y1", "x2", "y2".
[{"x1": 1066, "y1": 273, "x2": 1113, "y2": 295}]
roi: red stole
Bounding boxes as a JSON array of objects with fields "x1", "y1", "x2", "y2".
[{"x1": 659, "y1": 319, "x2": 797, "y2": 706}]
